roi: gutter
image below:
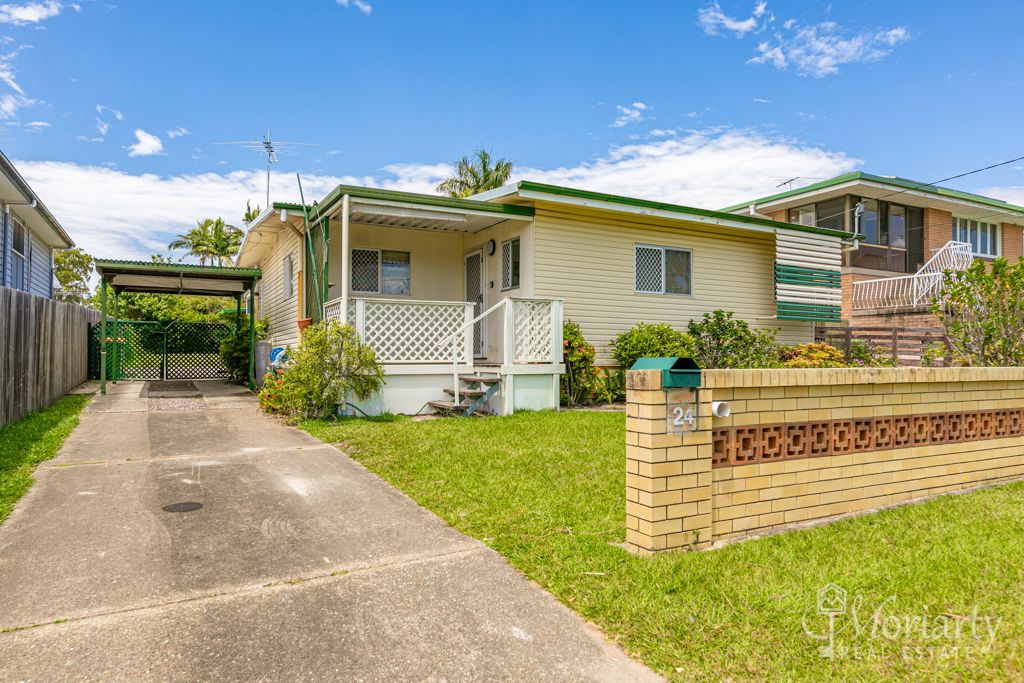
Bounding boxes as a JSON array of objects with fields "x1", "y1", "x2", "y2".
[{"x1": 0, "y1": 150, "x2": 73, "y2": 247}]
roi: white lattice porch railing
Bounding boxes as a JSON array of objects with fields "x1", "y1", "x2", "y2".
[
  {"x1": 852, "y1": 241, "x2": 973, "y2": 311},
  {"x1": 322, "y1": 297, "x2": 474, "y2": 363},
  {"x1": 503, "y1": 298, "x2": 564, "y2": 364}
]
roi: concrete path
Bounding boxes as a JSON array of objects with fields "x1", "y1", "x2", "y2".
[{"x1": 0, "y1": 381, "x2": 658, "y2": 682}]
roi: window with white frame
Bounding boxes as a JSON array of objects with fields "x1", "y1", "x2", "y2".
[
  {"x1": 283, "y1": 254, "x2": 294, "y2": 299},
  {"x1": 501, "y1": 237, "x2": 520, "y2": 290},
  {"x1": 634, "y1": 244, "x2": 692, "y2": 295},
  {"x1": 953, "y1": 217, "x2": 1000, "y2": 257},
  {"x1": 351, "y1": 248, "x2": 411, "y2": 296},
  {"x1": 10, "y1": 214, "x2": 26, "y2": 290}
]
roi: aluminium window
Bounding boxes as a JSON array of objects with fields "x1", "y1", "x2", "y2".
[
  {"x1": 501, "y1": 237, "x2": 520, "y2": 290},
  {"x1": 953, "y1": 217, "x2": 999, "y2": 257},
  {"x1": 10, "y1": 214, "x2": 26, "y2": 290},
  {"x1": 283, "y1": 254, "x2": 294, "y2": 299},
  {"x1": 351, "y1": 248, "x2": 411, "y2": 296},
  {"x1": 634, "y1": 244, "x2": 692, "y2": 295}
]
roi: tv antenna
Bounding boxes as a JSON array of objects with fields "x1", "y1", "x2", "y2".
[
  {"x1": 769, "y1": 176, "x2": 825, "y2": 191},
  {"x1": 214, "y1": 130, "x2": 317, "y2": 208}
]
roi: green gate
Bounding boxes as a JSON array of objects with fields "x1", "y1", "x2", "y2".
[{"x1": 89, "y1": 320, "x2": 233, "y2": 381}]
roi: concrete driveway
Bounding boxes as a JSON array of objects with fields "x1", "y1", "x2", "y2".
[{"x1": 0, "y1": 380, "x2": 658, "y2": 682}]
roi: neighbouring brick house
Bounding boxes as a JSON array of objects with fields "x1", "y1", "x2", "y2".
[{"x1": 723, "y1": 173, "x2": 1024, "y2": 361}]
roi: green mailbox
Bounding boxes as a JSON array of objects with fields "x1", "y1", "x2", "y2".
[{"x1": 630, "y1": 357, "x2": 701, "y2": 388}]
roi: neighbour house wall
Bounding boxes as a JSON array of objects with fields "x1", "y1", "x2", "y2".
[
  {"x1": 531, "y1": 205, "x2": 812, "y2": 364},
  {"x1": 624, "y1": 367, "x2": 1024, "y2": 555},
  {"x1": 28, "y1": 231, "x2": 52, "y2": 298},
  {"x1": 0, "y1": 210, "x2": 53, "y2": 299},
  {"x1": 257, "y1": 229, "x2": 302, "y2": 349}
]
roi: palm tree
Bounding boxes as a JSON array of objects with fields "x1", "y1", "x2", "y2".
[
  {"x1": 168, "y1": 218, "x2": 243, "y2": 266},
  {"x1": 243, "y1": 200, "x2": 261, "y2": 226},
  {"x1": 208, "y1": 218, "x2": 244, "y2": 266},
  {"x1": 435, "y1": 147, "x2": 513, "y2": 198}
]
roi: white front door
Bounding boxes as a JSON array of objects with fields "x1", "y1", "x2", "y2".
[{"x1": 464, "y1": 250, "x2": 485, "y2": 357}]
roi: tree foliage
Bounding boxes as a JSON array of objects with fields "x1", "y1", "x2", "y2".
[
  {"x1": 560, "y1": 320, "x2": 598, "y2": 405},
  {"x1": 53, "y1": 247, "x2": 94, "y2": 305},
  {"x1": 168, "y1": 218, "x2": 244, "y2": 266},
  {"x1": 611, "y1": 322, "x2": 694, "y2": 370},
  {"x1": 243, "y1": 201, "x2": 261, "y2": 225},
  {"x1": 435, "y1": 148, "x2": 513, "y2": 198},
  {"x1": 219, "y1": 314, "x2": 269, "y2": 383},
  {"x1": 934, "y1": 257, "x2": 1024, "y2": 366}
]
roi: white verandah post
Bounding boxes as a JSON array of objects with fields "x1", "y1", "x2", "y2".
[
  {"x1": 503, "y1": 297, "x2": 515, "y2": 366},
  {"x1": 340, "y1": 194, "x2": 351, "y2": 321}
]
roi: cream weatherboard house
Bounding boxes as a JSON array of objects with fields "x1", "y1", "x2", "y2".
[{"x1": 236, "y1": 182, "x2": 849, "y2": 415}]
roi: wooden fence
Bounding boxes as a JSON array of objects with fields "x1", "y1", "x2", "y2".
[
  {"x1": 1, "y1": 286, "x2": 100, "y2": 428},
  {"x1": 815, "y1": 325, "x2": 949, "y2": 367}
]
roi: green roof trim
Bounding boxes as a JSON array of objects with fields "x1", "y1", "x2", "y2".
[
  {"x1": 776, "y1": 301, "x2": 842, "y2": 322},
  {"x1": 95, "y1": 259, "x2": 261, "y2": 278},
  {"x1": 274, "y1": 185, "x2": 535, "y2": 219},
  {"x1": 513, "y1": 181, "x2": 854, "y2": 239},
  {"x1": 721, "y1": 171, "x2": 1024, "y2": 216}
]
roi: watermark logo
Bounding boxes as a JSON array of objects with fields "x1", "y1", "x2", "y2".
[{"x1": 803, "y1": 583, "x2": 1001, "y2": 662}]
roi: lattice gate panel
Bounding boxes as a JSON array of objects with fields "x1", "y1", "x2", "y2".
[
  {"x1": 164, "y1": 321, "x2": 232, "y2": 380},
  {"x1": 88, "y1": 321, "x2": 165, "y2": 380}
]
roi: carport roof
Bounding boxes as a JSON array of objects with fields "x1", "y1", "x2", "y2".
[{"x1": 94, "y1": 259, "x2": 261, "y2": 296}]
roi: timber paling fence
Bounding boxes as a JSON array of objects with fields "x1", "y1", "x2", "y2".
[{"x1": 0, "y1": 286, "x2": 100, "y2": 428}]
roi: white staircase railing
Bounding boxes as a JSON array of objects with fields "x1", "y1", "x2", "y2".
[
  {"x1": 852, "y1": 241, "x2": 973, "y2": 311},
  {"x1": 439, "y1": 297, "x2": 563, "y2": 406}
]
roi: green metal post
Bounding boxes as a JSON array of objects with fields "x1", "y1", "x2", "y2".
[
  {"x1": 111, "y1": 288, "x2": 119, "y2": 383},
  {"x1": 248, "y1": 285, "x2": 256, "y2": 390},
  {"x1": 234, "y1": 293, "x2": 241, "y2": 335},
  {"x1": 322, "y1": 216, "x2": 330, "y2": 305},
  {"x1": 99, "y1": 279, "x2": 108, "y2": 395}
]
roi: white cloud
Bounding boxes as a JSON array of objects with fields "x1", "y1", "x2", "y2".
[
  {"x1": 0, "y1": 1, "x2": 63, "y2": 25},
  {"x1": 749, "y1": 22, "x2": 910, "y2": 77},
  {"x1": 16, "y1": 129, "x2": 858, "y2": 261},
  {"x1": 23, "y1": 118, "x2": 45, "y2": 127},
  {"x1": 611, "y1": 101, "x2": 649, "y2": 128},
  {"x1": 752, "y1": 97, "x2": 771, "y2": 104},
  {"x1": 976, "y1": 185, "x2": 1024, "y2": 208},
  {"x1": 126, "y1": 128, "x2": 163, "y2": 157},
  {"x1": 94, "y1": 117, "x2": 109, "y2": 136},
  {"x1": 95, "y1": 103, "x2": 124, "y2": 120},
  {"x1": 697, "y1": 1, "x2": 768, "y2": 37},
  {"x1": 336, "y1": 0, "x2": 371, "y2": 15},
  {"x1": 166, "y1": 126, "x2": 189, "y2": 139}
]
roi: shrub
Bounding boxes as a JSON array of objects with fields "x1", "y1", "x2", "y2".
[
  {"x1": 779, "y1": 342, "x2": 846, "y2": 368},
  {"x1": 920, "y1": 341, "x2": 950, "y2": 368},
  {"x1": 848, "y1": 339, "x2": 897, "y2": 368},
  {"x1": 561, "y1": 320, "x2": 597, "y2": 406},
  {"x1": 934, "y1": 257, "x2": 1024, "y2": 366},
  {"x1": 594, "y1": 367, "x2": 626, "y2": 404},
  {"x1": 687, "y1": 310, "x2": 779, "y2": 368},
  {"x1": 611, "y1": 322, "x2": 694, "y2": 370},
  {"x1": 219, "y1": 315, "x2": 268, "y2": 383},
  {"x1": 260, "y1": 320, "x2": 385, "y2": 421}
]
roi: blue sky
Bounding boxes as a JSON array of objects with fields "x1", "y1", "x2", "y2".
[{"x1": 2, "y1": 0, "x2": 1024, "y2": 259}]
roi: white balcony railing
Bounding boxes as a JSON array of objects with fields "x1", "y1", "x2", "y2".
[{"x1": 852, "y1": 241, "x2": 973, "y2": 311}]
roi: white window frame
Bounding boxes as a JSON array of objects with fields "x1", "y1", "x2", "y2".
[
  {"x1": 500, "y1": 237, "x2": 521, "y2": 291},
  {"x1": 350, "y1": 247, "x2": 412, "y2": 296},
  {"x1": 283, "y1": 253, "x2": 294, "y2": 299},
  {"x1": 953, "y1": 217, "x2": 1000, "y2": 258},
  {"x1": 634, "y1": 244, "x2": 693, "y2": 296},
  {"x1": 10, "y1": 214, "x2": 27, "y2": 290}
]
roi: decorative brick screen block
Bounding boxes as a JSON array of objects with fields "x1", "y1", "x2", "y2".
[{"x1": 626, "y1": 367, "x2": 1024, "y2": 555}]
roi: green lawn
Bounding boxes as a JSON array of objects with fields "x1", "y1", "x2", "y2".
[
  {"x1": 302, "y1": 410, "x2": 1024, "y2": 681},
  {"x1": 0, "y1": 394, "x2": 91, "y2": 524}
]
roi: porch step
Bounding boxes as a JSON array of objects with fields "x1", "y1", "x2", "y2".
[
  {"x1": 428, "y1": 400, "x2": 469, "y2": 413},
  {"x1": 443, "y1": 387, "x2": 487, "y2": 398},
  {"x1": 458, "y1": 374, "x2": 501, "y2": 385}
]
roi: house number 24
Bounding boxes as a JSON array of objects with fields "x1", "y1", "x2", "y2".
[{"x1": 666, "y1": 390, "x2": 699, "y2": 433}]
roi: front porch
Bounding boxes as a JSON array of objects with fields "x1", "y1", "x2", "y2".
[{"x1": 289, "y1": 186, "x2": 564, "y2": 415}]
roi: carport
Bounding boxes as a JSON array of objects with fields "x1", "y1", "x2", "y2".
[{"x1": 94, "y1": 259, "x2": 261, "y2": 393}]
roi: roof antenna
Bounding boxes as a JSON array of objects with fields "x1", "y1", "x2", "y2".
[{"x1": 215, "y1": 131, "x2": 317, "y2": 208}]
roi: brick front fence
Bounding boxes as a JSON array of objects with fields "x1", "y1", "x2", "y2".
[{"x1": 625, "y1": 366, "x2": 1024, "y2": 555}]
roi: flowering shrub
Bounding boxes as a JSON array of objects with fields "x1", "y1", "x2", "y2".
[
  {"x1": 561, "y1": 320, "x2": 597, "y2": 406},
  {"x1": 687, "y1": 310, "x2": 780, "y2": 369},
  {"x1": 611, "y1": 322, "x2": 694, "y2": 371},
  {"x1": 778, "y1": 343, "x2": 846, "y2": 368},
  {"x1": 848, "y1": 339, "x2": 897, "y2": 368},
  {"x1": 257, "y1": 368, "x2": 287, "y2": 412},
  {"x1": 594, "y1": 367, "x2": 626, "y2": 404}
]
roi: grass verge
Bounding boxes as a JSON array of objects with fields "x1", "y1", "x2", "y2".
[
  {"x1": 0, "y1": 394, "x2": 91, "y2": 524},
  {"x1": 302, "y1": 410, "x2": 1023, "y2": 681}
]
